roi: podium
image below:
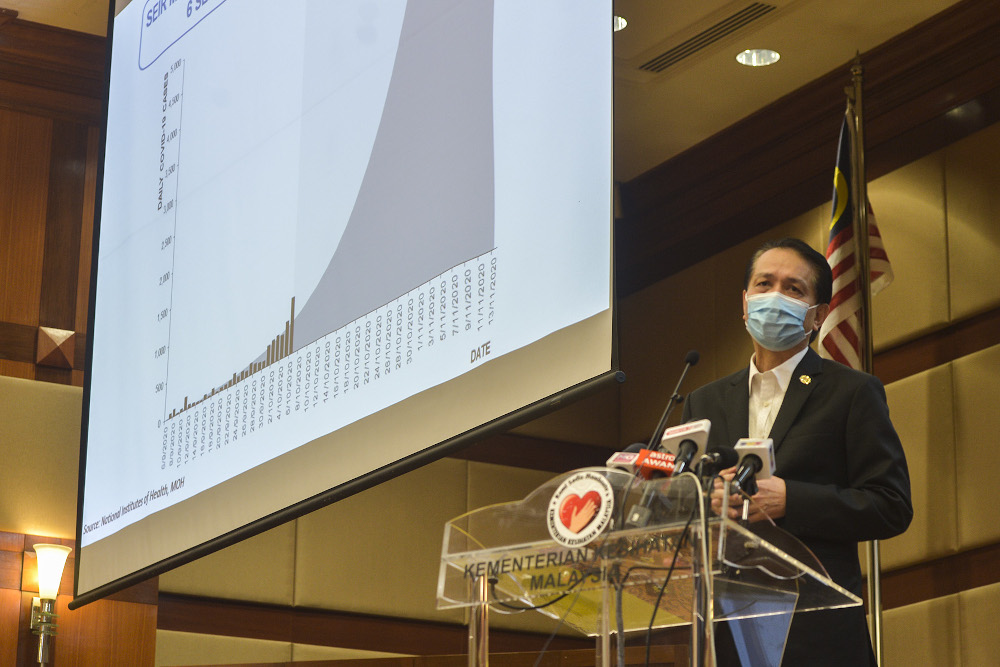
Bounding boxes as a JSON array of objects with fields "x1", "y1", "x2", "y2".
[{"x1": 437, "y1": 467, "x2": 861, "y2": 667}]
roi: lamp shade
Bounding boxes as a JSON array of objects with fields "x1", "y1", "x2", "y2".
[{"x1": 33, "y1": 544, "x2": 71, "y2": 599}]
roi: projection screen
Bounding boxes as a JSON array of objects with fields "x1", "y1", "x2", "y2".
[{"x1": 74, "y1": 0, "x2": 615, "y2": 604}]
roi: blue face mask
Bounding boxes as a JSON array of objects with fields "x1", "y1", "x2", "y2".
[{"x1": 745, "y1": 292, "x2": 816, "y2": 352}]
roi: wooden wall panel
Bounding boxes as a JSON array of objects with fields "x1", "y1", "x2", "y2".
[
  {"x1": 0, "y1": 532, "x2": 158, "y2": 667},
  {"x1": 0, "y1": 528, "x2": 26, "y2": 666},
  {"x1": 618, "y1": 262, "x2": 719, "y2": 446},
  {"x1": 0, "y1": 110, "x2": 51, "y2": 327},
  {"x1": 34, "y1": 119, "x2": 88, "y2": 385},
  {"x1": 0, "y1": 555, "x2": 21, "y2": 592},
  {"x1": 53, "y1": 596, "x2": 158, "y2": 667},
  {"x1": 157, "y1": 594, "x2": 592, "y2": 657},
  {"x1": 38, "y1": 120, "x2": 87, "y2": 332},
  {"x1": 0, "y1": 19, "x2": 103, "y2": 386},
  {"x1": 0, "y1": 360, "x2": 34, "y2": 381},
  {"x1": 0, "y1": 322, "x2": 35, "y2": 365},
  {"x1": 0, "y1": 20, "x2": 104, "y2": 124},
  {"x1": 72, "y1": 126, "x2": 100, "y2": 387},
  {"x1": 881, "y1": 543, "x2": 1000, "y2": 612},
  {"x1": 0, "y1": 589, "x2": 19, "y2": 667}
]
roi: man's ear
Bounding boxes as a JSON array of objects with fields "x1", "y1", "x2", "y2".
[{"x1": 812, "y1": 303, "x2": 831, "y2": 331}]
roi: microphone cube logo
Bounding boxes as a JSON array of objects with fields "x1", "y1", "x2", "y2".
[{"x1": 547, "y1": 471, "x2": 614, "y2": 547}]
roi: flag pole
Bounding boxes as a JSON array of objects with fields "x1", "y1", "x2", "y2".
[{"x1": 848, "y1": 55, "x2": 884, "y2": 665}]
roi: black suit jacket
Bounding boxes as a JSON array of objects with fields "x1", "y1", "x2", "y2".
[{"x1": 682, "y1": 347, "x2": 912, "y2": 665}]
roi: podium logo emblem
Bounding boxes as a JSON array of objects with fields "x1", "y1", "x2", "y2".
[{"x1": 547, "y1": 471, "x2": 614, "y2": 547}]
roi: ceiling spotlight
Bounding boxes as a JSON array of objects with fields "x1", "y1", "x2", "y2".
[
  {"x1": 613, "y1": 15, "x2": 628, "y2": 32},
  {"x1": 736, "y1": 49, "x2": 780, "y2": 67}
]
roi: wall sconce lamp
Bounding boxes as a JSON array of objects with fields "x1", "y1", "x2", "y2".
[{"x1": 30, "y1": 544, "x2": 72, "y2": 665}]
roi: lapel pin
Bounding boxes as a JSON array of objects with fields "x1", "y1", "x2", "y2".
[{"x1": 799, "y1": 375, "x2": 811, "y2": 385}]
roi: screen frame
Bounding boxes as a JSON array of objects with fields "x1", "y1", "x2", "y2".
[{"x1": 72, "y1": 0, "x2": 620, "y2": 608}]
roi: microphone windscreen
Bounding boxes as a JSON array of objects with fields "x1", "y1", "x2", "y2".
[
  {"x1": 685, "y1": 349, "x2": 700, "y2": 366},
  {"x1": 734, "y1": 438, "x2": 775, "y2": 479},
  {"x1": 708, "y1": 447, "x2": 738, "y2": 468},
  {"x1": 660, "y1": 419, "x2": 710, "y2": 458}
]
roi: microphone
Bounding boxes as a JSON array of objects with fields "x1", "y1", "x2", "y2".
[
  {"x1": 646, "y1": 350, "x2": 700, "y2": 450},
  {"x1": 606, "y1": 442, "x2": 647, "y2": 474},
  {"x1": 607, "y1": 447, "x2": 676, "y2": 479},
  {"x1": 731, "y1": 438, "x2": 775, "y2": 496},
  {"x1": 611, "y1": 444, "x2": 680, "y2": 528},
  {"x1": 635, "y1": 449, "x2": 677, "y2": 478},
  {"x1": 700, "y1": 446, "x2": 738, "y2": 477},
  {"x1": 658, "y1": 419, "x2": 711, "y2": 477}
]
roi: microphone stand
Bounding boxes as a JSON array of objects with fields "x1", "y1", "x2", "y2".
[
  {"x1": 638, "y1": 351, "x2": 714, "y2": 665},
  {"x1": 647, "y1": 351, "x2": 699, "y2": 451},
  {"x1": 626, "y1": 353, "x2": 699, "y2": 529},
  {"x1": 694, "y1": 477, "x2": 716, "y2": 667}
]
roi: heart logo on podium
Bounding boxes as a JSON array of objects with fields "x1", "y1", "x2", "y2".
[
  {"x1": 558, "y1": 491, "x2": 601, "y2": 533},
  {"x1": 547, "y1": 471, "x2": 614, "y2": 547}
]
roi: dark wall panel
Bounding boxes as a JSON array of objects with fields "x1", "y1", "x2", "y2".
[{"x1": 0, "y1": 20, "x2": 103, "y2": 387}]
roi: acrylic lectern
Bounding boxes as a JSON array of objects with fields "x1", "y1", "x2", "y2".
[{"x1": 437, "y1": 467, "x2": 861, "y2": 667}]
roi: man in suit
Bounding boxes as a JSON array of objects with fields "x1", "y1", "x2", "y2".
[{"x1": 681, "y1": 237, "x2": 912, "y2": 666}]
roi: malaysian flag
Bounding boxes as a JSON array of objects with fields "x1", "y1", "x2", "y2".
[{"x1": 818, "y1": 112, "x2": 893, "y2": 369}]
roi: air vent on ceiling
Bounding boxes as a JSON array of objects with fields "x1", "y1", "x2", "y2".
[{"x1": 638, "y1": 2, "x2": 778, "y2": 73}]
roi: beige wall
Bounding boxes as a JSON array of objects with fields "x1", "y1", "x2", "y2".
[
  {"x1": 883, "y1": 581, "x2": 1000, "y2": 667},
  {"x1": 878, "y1": 364, "x2": 957, "y2": 569},
  {"x1": 0, "y1": 376, "x2": 81, "y2": 538},
  {"x1": 876, "y1": 341, "x2": 1000, "y2": 567},
  {"x1": 154, "y1": 630, "x2": 409, "y2": 666}
]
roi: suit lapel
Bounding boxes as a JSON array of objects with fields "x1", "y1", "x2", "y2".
[
  {"x1": 768, "y1": 348, "x2": 823, "y2": 452},
  {"x1": 724, "y1": 368, "x2": 750, "y2": 445}
]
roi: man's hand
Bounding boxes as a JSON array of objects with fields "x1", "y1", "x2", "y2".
[{"x1": 711, "y1": 466, "x2": 787, "y2": 522}]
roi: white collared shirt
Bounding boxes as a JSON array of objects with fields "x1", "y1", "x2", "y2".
[{"x1": 747, "y1": 347, "x2": 809, "y2": 439}]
